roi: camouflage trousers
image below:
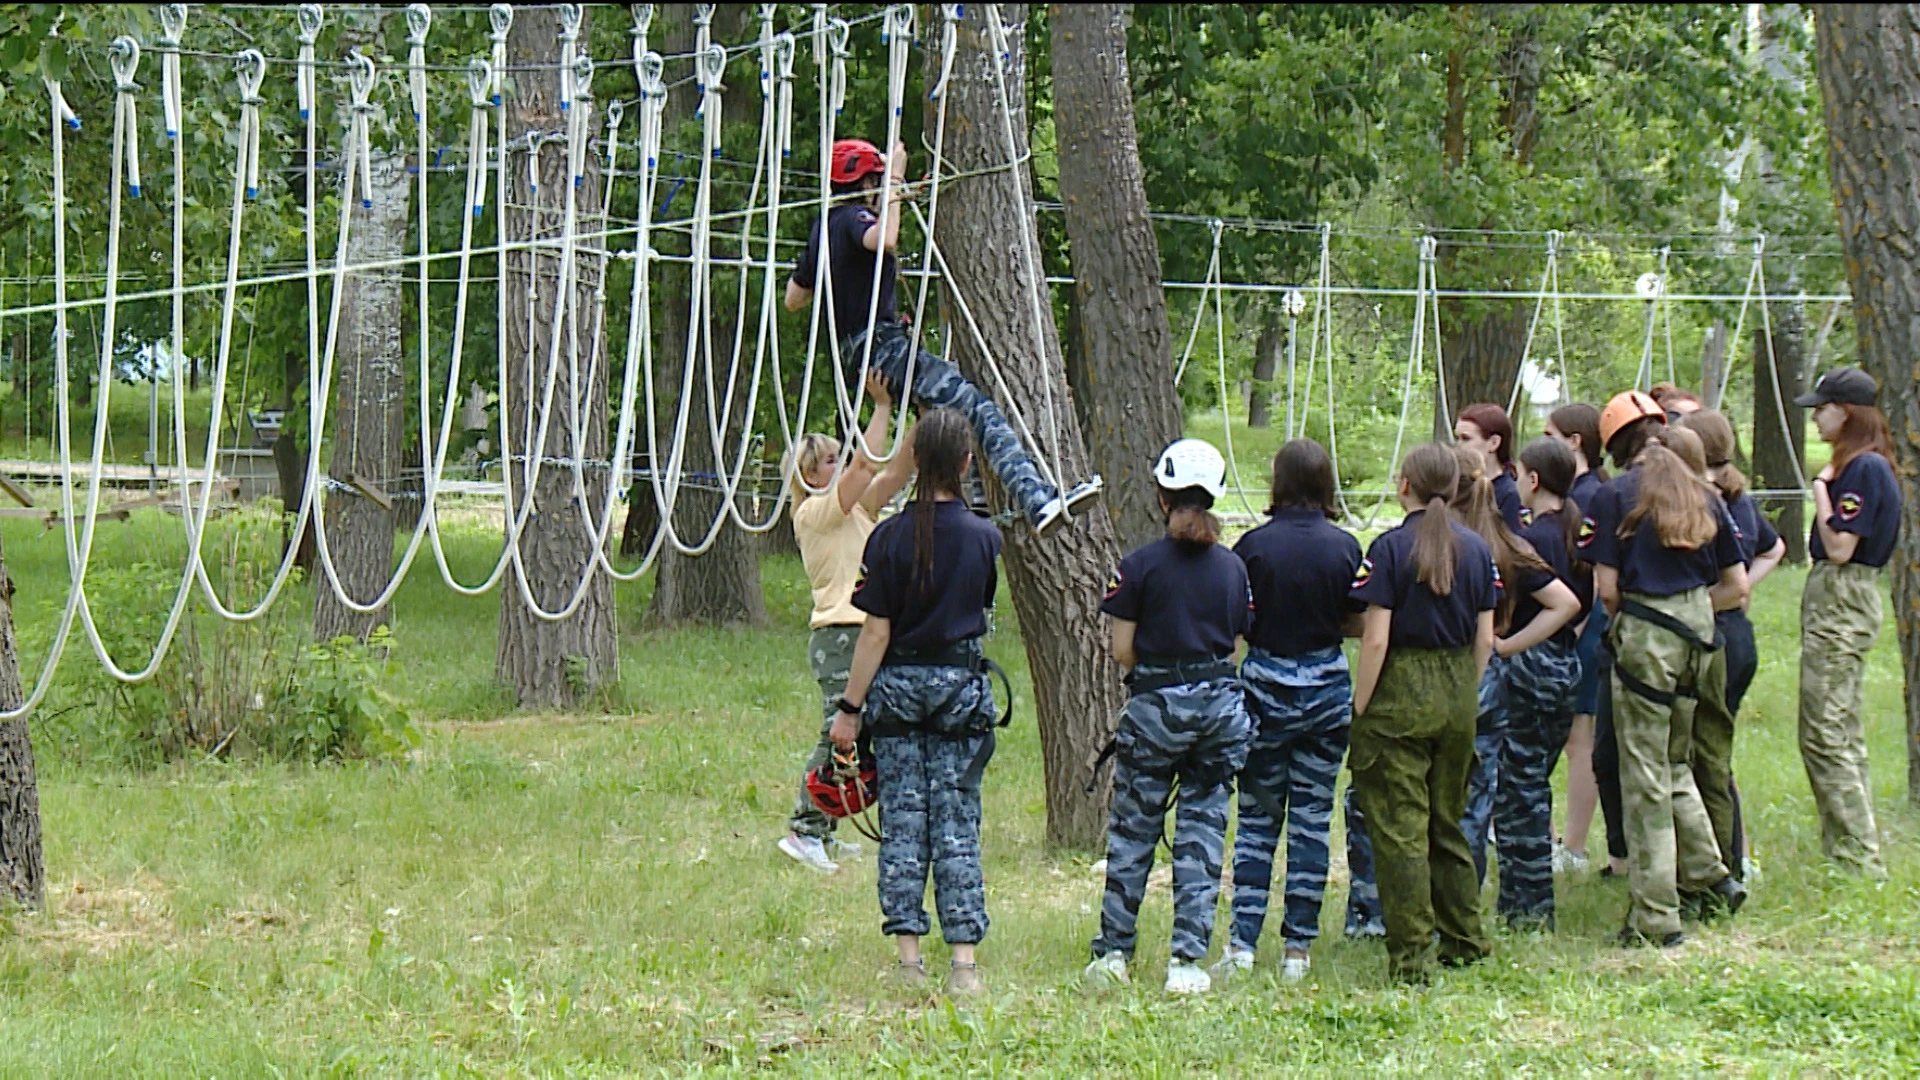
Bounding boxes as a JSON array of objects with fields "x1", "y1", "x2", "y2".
[
  {"x1": 1479, "y1": 641, "x2": 1582, "y2": 924},
  {"x1": 869, "y1": 661, "x2": 1000, "y2": 943},
  {"x1": 845, "y1": 322, "x2": 1057, "y2": 524},
  {"x1": 1348, "y1": 647, "x2": 1488, "y2": 981},
  {"x1": 1093, "y1": 675, "x2": 1252, "y2": 962},
  {"x1": 1692, "y1": 609, "x2": 1755, "y2": 878},
  {"x1": 1230, "y1": 647, "x2": 1352, "y2": 954},
  {"x1": 1343, "y1": 786, "x2": 1382, "y2": 933},
  {"x1": 789, "y1": 624, "x2": 861, "y2": 840},
  {"x1": 1610, "y1": 589, "x2": 1730, "y2": 939},
  {"x1": 1798, "y1": 561, "x2": 1886, "y2": 874}
]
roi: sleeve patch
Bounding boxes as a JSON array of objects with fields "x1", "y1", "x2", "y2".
[
  {"x1": 1491, "y1": 561, "x2": 1505, "y2": 593},
  {"x1": 1104, "y1": 567, "x2": 1124, "y2": 600},
  {"x1": 1577, "y1": 515, "x2": 1597, "y2": 548},
  {"x1": 1838, "y1": 491, "x2": 1864, "y2": 521},
  {"x1": 1351, "y1": 557, "x2": 1374, "y2": 589},
  {"x1": 854, "y1": 562, "x2": 869, "y2": 593},
  {"x1": 1519, "y1": 506, "x2": 1534, "y2": 527}
]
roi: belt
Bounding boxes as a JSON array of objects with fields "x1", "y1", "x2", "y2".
[
  {"x1": 1126, "y1": 654, "x2": 1238, "y2": 697},
  {"x1": 883, "y1": 639, "x2": 984, "y2": 672}
]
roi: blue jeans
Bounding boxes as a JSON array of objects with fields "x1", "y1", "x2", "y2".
[{"x1": 846, "y1": 321, "x2": 1058, "y2": 524}]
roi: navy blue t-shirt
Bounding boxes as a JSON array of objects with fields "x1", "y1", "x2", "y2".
[
  {"x1": 1813, "y1": 451, "x2": 1902, "y2": 568},
  {"x1": 1580, "y1": 469, "x2": 1743, "y2": 596},
  {"x1": 1234, "y1": 508, "x2": 1363, "y2": 657},
  {"x1": 1725, "y1": 491, "x2": 1781, "y2": 569},
  {"x1": 790, "y1": 203, "x2": 898, "y2": 344},
  {"x1": 1493, "y1": 471, "x2": 1525, "y2": 533},
  {"x1": 1568, "y1": 470, "x2": 1604, "y2": 517},
  {"x1": 1102, "y1": 537, "x2": 1253, "y2": 660},
  {"x1": 1512, "y1": 511, "x2": 1585, "y2": 641},
  {"x1": 853, "y1": 499, "x2": 1000, "y2": 650},
  {"x1": 1350, "y1": 511, "x2": 1500, "y2": 650}
]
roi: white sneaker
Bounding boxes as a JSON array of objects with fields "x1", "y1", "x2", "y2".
[
  {"x1": 778, "y1": 834, "x2": 839, "y2": 874},
  {"x1": 1280, "y1": 955, "x2": 1311, "y2": 983},
  {"x1": 1084, "y1": 951, "x2": 1130, "y2": 987},
  {"x1": 827, "y1": 837, "x2": 863, "y2": 859},
  {"x1": 1064, "y1": 477, "x2": 1105, "y2": 516},
  {"x1": 1210, "y1": 945, "x2": 1254, "y2": 982},
  {"x1": 1552, "y1": 845, "x2": 1590, "y2": 875},
  {"x1": 1032, "y1": 494, "x2": 1071, "y2": 536},
  {"x1": 1165, "y1": 959, "x2": 1211, "y2": 995}
]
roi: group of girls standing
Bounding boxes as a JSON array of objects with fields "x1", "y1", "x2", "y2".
[{"x1": 784, "y1": 366, "x2": 1899, "y2": 996}]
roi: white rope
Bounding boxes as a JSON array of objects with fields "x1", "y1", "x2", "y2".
[
  {"x1": 1753, "y1": 234, "x2": 1811, "y2": 493},
  {"x1": 1365, "y1": 236, "x2": 1437, "y2": 527},
  {"x1": 1710, "y1": 242, "x2": 1761, "y2": 409},
  {"x1": 1506, "y1": 230, "x2": 1560, "y2": 417}
]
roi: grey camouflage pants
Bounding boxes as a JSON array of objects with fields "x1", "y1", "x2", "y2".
[
  {"x1": 1093, "y1": 675, "x2": 1252, "y2": 962},
  {"x1": 789, "y1": 624, "x2": 860, "y2": 840},
  {"x1": 874, "y1": 730, "x2": 990, "y2": 943}
]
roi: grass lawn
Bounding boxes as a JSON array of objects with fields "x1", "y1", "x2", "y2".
[{"x1": 0, "y1": 507, "x2": 1914, "y2": 1075}]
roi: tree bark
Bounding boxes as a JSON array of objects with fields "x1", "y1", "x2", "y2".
[
  {"x1": 1050, "y1": 2, "x2": 1184, "y2": 555},
  {"x1": 0, "y1": 540, "x2": 42, "y2": 909},
  {"x1": 315, "y1": 153, "x2": 409, "y2": 641},
  {"x1": 496, "y1": 5, "x2": 619, "y2": 707},
  {"x1": 1249, "y1": 305, "x2": 1280, "y2": 430},
  {"x1": 646, "y1": 4, "x2": 768, "y2": 629},
  {"x1": 1700, "y1": 318, "x2": 1728, "y2": 408},
  {"x1": 1751, "y1": 301, "x2": 1809, "y2": 563},
  {"x1": 937, "y1": 5, "x2": 1126, "y2": 848},
  {"x1": 1438, "y1": 297, "x2": 1530, "y2": 438},
  {"x1": 1813, "y1": 4, "x2": 1920, "y2": 805}
]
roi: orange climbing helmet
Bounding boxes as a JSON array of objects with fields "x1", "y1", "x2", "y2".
[{"x1": 1598, "y1": 390, "x2": 1666, "y2": 451}]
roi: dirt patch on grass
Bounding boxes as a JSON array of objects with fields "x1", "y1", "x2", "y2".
[{"x1": 30, "y1": 875, "x2": 175, "y2": 953}]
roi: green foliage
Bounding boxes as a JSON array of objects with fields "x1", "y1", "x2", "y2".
[{"x1": 280, "y1": 626, "x2": 419, "y2": 762}]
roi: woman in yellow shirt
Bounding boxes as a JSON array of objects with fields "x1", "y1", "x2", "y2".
[{"x1": 779, "y1": 373, "x2": 917, "y2": 872}]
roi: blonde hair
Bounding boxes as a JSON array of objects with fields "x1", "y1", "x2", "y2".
[
  {"x1": 1676, "y1": 410, "x2": 1745, "y2": 499},
  {"x1": 784, "y1": 433, "x2": 839, "y2": 502},
  {"x1": 1622, "y1": 432, "x2": 1719, "y2": 551}
]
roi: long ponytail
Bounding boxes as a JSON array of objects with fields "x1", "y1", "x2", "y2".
[
  {"x1": 1519, "y1": 436, "x2": 1587, "y2": 578},
  {"x1": 1452, "y1": 447, "x2": 1548, "y2": 632},
  {"x1": 1402, "y1": 442, "x2": 1460, "y2": 597},
  {"x1": 909, "y1": 409, "x2": 973, "y2": 597}
]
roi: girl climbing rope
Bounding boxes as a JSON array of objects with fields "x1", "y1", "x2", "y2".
[{"x1": 786, "y1": 138, "x2": 1102, "y2": 535}]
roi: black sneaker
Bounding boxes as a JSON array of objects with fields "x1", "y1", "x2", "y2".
[
  {"x1": 1616, "y1": 926, "x2": 1686, "y2": 949},
  {"x1": 1711, "y1": 874, "x2": 1748, "y2": 915}
]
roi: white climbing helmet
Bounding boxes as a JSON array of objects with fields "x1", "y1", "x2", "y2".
[{"x1": 1153, "y1": 439, "x2": 1228, "y2": 501}]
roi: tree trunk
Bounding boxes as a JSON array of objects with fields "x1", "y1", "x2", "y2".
[
  {"x1": 1700, "y1": 318, "x2": 1728, "y2": 408},
  {"x1": 1249, "y1": 304, "x2": 1280, "y2": 430},
  {"x1": 274, "y1": 432, "x2": 316, "y2": 571},
  {"x1": 1437, "y1": 297, "x2": 1530, "y2": 438},
  {"x1": 1813, "y1": 4, "x2": 1920, "y2": 805},
  {"x1": 1050, "y1": 2, "x2": 1185, "y2": 555},
  {"x1": 937, "y1": 5, "x2": 1126, "y2": 848},
  {"x1": 0, "y1": 541, "x2": 42, "y2": 909},
  {"x1": 315, "y1": 153, "x2": 409, "y2": 641},
  {"x1": 646, "y1": 4, "x2": 767, "y2": 629},
  {"x1": 496, "y1": 5, "x2": 618, "y2": 707},
  {"x1": 619, "y1": 449, "x2": 659, "y2": 557},
  {"x1": 1751, "y1": 302, "x2": 1809, "y2": 563}
]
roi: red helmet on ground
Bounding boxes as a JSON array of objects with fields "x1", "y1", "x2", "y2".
[
  {"x1": 806, "y1": 745, "x2": 878, "y2": 820},
  {"x1": 830, "y1": 139, "x2": 888, "y2": 186}
]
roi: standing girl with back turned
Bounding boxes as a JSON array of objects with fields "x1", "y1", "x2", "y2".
[
  {"x1": 1794, "y1": 367, "x2": 1902, "y2": 876},
  {"x1": 1220, "y1": 439, "x2": 1362, "y2": 983},
  {"x1": 832, "y1": 410, "x2": 1004, "y2": 996},
  {"x1": 1349, "y1": 442, "x2": 1499, "y2": 983},
  {"x1": 1087, "y1": 439, "x2": 1253, "y2": 996}
]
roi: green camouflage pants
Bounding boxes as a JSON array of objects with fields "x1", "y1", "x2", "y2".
[
  {"x1": 1610, "y1": 589, "x2": 1729, "y2": 939},
  {"x1": 789, "y1": 624, "x2": 860, "y2": 839},
  {"x1": 1798, "y1": 561, "x2": 1885, "y2": 874},
  {"x1": 1349, "y1": 647, "x2": 1488, "y2": 981}
]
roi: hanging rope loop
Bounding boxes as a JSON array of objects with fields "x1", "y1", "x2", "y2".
[
  {"x1": 346, "y1": 50, "x2": 377, "y2": 208},
  {"x1": 109, "y1": 37, "x2": 140, "y2": 91},
  {"x1": 638, "y1": 51, "x2": 665, "y2": 101},
  {"x1": 631, "y1": 4, "x2": 654, "y2": 45},
  {"x1": 467, "y1": 58, "x2": 492, "y2": 110},
  {"x1": 297, "y1": 4, "x2": 323, "y2": 44},
  {"x1": 158, "y1": 4, "x2": 186, "y2": 46},
  {"x1": 296, "y1": 5, "x2": 323, "y2": 120},
  {"x1": 111, "y1": 38, "x2": 143, "y2": 197},
  {"x1": 405, "y1": 4, "x2": 431, "y2": 44}
]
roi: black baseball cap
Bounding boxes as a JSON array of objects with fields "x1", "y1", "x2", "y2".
[{"x1": 1794, "y1": 367, "x2": 1879, "y2": 408}]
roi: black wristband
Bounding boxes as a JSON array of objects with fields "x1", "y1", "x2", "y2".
[{"x1": 834, "y1": 697, "x2": 862, "y2": 716}]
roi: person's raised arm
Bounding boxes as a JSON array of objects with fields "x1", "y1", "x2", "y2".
[
  {"x1": 1352, "y1": 605, "x2": 1391, "y2": 716},
  {"x1": 831, "y1": 616, "x2": 892, "y2": 750},
  {"x1": 857, "y1": 378, "x2": 916, "y2": 517},
  {"x1": 1496, "y1": 579, "x2": 1579, "y2": 658},
  {"x1": 862, "y1": 142, "x2": 910, "y2": 254}
]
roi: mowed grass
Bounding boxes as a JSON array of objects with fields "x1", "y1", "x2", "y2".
[{"x1": 0, "y1": 512, "x2": 1916, "y2": 1073}]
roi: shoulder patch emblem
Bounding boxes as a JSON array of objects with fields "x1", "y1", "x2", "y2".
[
  {"x1": 1492, "y1": 560, "x2": 1505, "y2": 592},
  {"x1": 1577, "y1": 515, "x2": 1597, "y2": 548},
  {"x1": 1104, "y1": 567, "x2": 1124, "y2": 600},
  {"x1": 1351, "y1": 557, "x2": 1374, "y2": 589},
  {"x1": 1838, "y1": 491, "x2": 1864, "y2": 521},
  {"x1": 1519, "y1": 506, "x2": 1534, "y2": 527},
  {"x1": 854, "y1": 562, "x2": 868, "y2": 593}
]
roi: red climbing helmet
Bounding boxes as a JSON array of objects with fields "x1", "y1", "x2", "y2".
[
  {"x1": 830, "y1": 138, "x2": 888, "y2": 186},
  {"x1": 806, "y1": 745, "x2": 881, "y2": 839}
]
